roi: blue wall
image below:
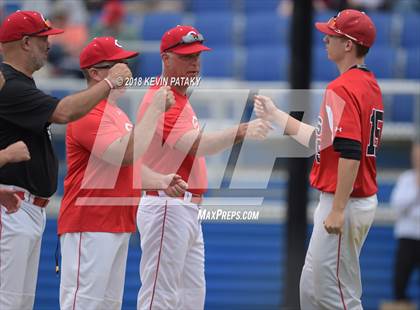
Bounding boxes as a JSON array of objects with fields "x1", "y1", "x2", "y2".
[{"x1": 35, "y1": 221, "x2": 419, "y2": 309}]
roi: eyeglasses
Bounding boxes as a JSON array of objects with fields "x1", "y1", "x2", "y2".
[
  {"x1": 327, "y1": 16, "x2": 358, "y2": 42},
  {"x1": 163, "y1": 32, "x2": 205, "y2": 52},
  {"x1": 91, "y1": 60, "x2": 128, "y2": 69}
]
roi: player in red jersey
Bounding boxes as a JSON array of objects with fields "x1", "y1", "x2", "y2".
[
  {"x1": 57, "y1": 37, "x2": 184, "y2": 310},
  {"x1": 254, "y1": 9, "x2": 384, "y2": 310},
  {"x1": 136, "y1": 25, "x2": 272, "y2": 310}
]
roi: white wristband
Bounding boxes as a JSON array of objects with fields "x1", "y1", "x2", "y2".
[{"x1": 103, "y1": 78, "x2": 114, "y2": 89}]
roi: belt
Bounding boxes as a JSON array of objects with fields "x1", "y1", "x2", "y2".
[
  {"x1": 16, "y1": 191, "x2": 49, "y2": 208},
  {"x1": 145, "y1": 190, "x2": 203, "y2": 205}
]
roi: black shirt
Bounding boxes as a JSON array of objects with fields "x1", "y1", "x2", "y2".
[{"x1": 0, "y1": 63, "x2": 59, "y2": 197}]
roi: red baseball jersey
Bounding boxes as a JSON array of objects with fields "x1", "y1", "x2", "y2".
[
  {"x1": 310, "y1": 68, "x2": 384, "y2": 197},
  {"x1": 137, "y1": 85, "x2": 208, "y2": 195},
  {"x1": 58, "y1": 100, "x2": 140, "y2": 235}
]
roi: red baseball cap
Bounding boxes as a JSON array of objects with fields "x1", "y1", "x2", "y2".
[
  {"x1": 0, "y1": 11, "x2": 64, "y2": 43},
  {"x1": 79, "y1": 36, "x2": 139, "y2": 69},
  {"x1": 102, "y1": 0, "x2": 125, "y2": 27},
  {"x1": 160, "y1": 25, "x2": 211, "y2": 54},
  {"x1": 315, "y1": 9, "x2": 376, "y2": 47}
]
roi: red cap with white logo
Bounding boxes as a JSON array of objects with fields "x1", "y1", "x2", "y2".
[
  {"x1": 79, "y1": 36, "x2": 139, "y2": 69},
  {"x1": 0, "y1": 10, "x2": 64, "y2": 43},
  {"x1": 160, "y1": 25, "x2": 211, "y2": 54},
  {"x1": 315, "y1": 9, "x2": 376, "y2": 47}
]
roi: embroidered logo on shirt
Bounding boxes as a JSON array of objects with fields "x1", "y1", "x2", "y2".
[
  {"x1": 125, "y1": 123, "x2": 133, "y2": 132},
  {"x1": 192, "y1": 116, "x2": 199, "y2": 129}
]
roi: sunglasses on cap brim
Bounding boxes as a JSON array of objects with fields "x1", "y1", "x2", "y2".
[
  {"x1": 163, "y1": 32, "x2": 205, "y2": 52},
  {"x1": 326, "y1": 16, "x2": 359, "y2": 42}
]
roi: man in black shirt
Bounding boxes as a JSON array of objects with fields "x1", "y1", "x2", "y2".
[{"x1": 0, "y1": 11, "x2": 132, "y2": 309}]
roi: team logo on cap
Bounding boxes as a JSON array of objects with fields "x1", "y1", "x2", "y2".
[
  {"x1": 186, "y1": 31, "x2": 199, "y2": 40},
  {"x1": 115, "y1": 39, "x2": 123, "y2": 48}
]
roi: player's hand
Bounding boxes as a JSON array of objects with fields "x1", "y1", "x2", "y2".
[
  {"x1": 0, "y1": 189, "x2": 22, "y2": 214},
  {"x1": 106, "y1": 63, "x2": 132, "y2": 88},
  {"x1": 254, "y1": 95, "x2": 278, "y2": 122},
  {"x1": 150, "y1": 86, "x2": 175, "y2": 113},
  {"x1": 323, "y1": 209, "x2": 345, "y2": 234},
  {"x1": 4, "y1": 141, "x2": 30, "y2": 163},
  {"x1": 245, "y1": 119, "x2": 273, "y2": 140},
  {"x1": 161, "y1": 174, "x2": 188, "y2": 197}
]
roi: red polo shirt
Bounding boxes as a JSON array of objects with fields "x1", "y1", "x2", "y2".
[{"x1": 58, "y1": 100, "x2": 140, "y2": 234}]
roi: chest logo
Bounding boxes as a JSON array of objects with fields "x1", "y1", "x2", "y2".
[
  {"x1": 125, "y1": 123, "x2": 133, "y2": 132},
  {"x1": 192, "y1": 116, "x2": 199, "y2": 130}
]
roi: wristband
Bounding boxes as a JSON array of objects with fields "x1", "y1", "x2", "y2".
[{"x1": 103, "y1": 78, "x2": 114, "y2": 89}]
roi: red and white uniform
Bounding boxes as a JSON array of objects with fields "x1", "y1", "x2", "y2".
[
  {"x1": 310, "y1": 68, "x2": 384, "y2": 197},
  {"x1": 136, "y1": 85, "x2": 207, "y2": 310},
  {"x1": 58, "y1": 100, "x2": 140, "y2": 310},
  {"x1": 139, "y1": 85, "x2": 207, "y2": 194},
  {"x1": 300, "y1": 68, "x2": 384, "y2": 310}
]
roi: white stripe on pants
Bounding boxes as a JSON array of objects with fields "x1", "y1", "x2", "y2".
[
  {"x1": 0, "y1": 201, "x2": 46, "y2": 310},
  {"x1": 137, "y1": 195, "x2": 205, "y2": 310},
  {"x1": 60, "y1": 232, "x2": 130, "y2": 310},
  {"x1": 300, "y1": 192, "x2": 377, "y2": 310}
]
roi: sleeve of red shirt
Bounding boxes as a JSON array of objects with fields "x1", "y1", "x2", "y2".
[
  {"x1": 328, "y1": 85, "x2": 362, "y2": 143},
  {"x1": 72, "y1": 107, "x2": 125, "y2": 158}
]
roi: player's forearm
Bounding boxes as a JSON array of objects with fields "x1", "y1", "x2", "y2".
[
  {"x1": 140, "y1": 165, "x2": 164, "y2": 189},
  {"x1": 190, "y1": 122, "x2": 254, "y2": 156},
  {"x1": 195, "y1": 124, "x2": 244, "y2": 156},
  {"x1": 272, "y1": 110, "x2": 315, "y2": 147},
  {"x1": 130, "y1": 106, "x2": 161, "y2": 161},
  {"x1": 103, "y1": 106, "x2": 161, "y2": 166},
  {"x1": 332, "y1": 158, "x2": 360, "y2": 211},
  {"x1": 174, "y1": 125, "x2": 241, "y2": 157},
  {"x1": 50, "y1": 80, "x2": 111, "y2": 124}
]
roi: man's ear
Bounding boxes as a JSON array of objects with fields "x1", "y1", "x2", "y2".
[
  {"x1": 20, "y1": 36, "x2": 31, "y2": 52},
  {"x1": 87, "y1": 68, "x2": 100, "y2": 82},
  {"x1": 162, "y1": 52, "x2": 170, "y2": 67},
  {"x1": 345, "y1": 39, "x2": 354, "y2": 52}
]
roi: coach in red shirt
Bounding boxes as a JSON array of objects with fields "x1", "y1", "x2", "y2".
[
  {"x1": 57, "y1": 37, "x2": 182, "y2": 310},
  {"x1": 254, "y1": 9, "x2": 384, "y2": 310},
  {"x1": 136, "y1": 25, "x2": 272, "y2": 310}
]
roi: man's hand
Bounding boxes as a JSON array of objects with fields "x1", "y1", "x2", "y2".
[
  {"x1": 160, "y1": 174, "x2": 188, "y2": 197},
  {"x1": 3, "y1": 141, "x2": 31, "y2": 163},
  {"x1": 323, "y1": 209, "x2": 345, "y2": 234},
  {"x1": 150, "y1": 86, "x2": 175, "y2": 113},
  {"x1": 0, "y1": 189, "x2": 22, "y2": 214},
  {"x1": 106, "y1": 63, "x2": 132, "y2": 88},
  {"x1": 254, "y1": 95, "x2": 278, "y2": 122},
  {"x1": 244, "y1": 119, "x2": 273, "y2": 140}
]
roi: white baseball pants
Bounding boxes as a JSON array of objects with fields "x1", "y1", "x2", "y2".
[
  {"x1": 60, "y1": 232, "x2": 131, "y2": 310},
  {"x1": 300, "y1": 192, "x2": 377, "y2": 310},
  {"x1": 0, "y1": 201, "x2": 46, "y2": 310},
  {"x1": 137, "y1": 194, "x2": 205, "y2": 310}
]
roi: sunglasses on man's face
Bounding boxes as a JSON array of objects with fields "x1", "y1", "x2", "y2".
[
  {"x1": 91, "y1": 60, "x2": 128, "y2": 69},
  {"x1": 163, "y1": 32, "x2": 205, "y2": 52}
]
